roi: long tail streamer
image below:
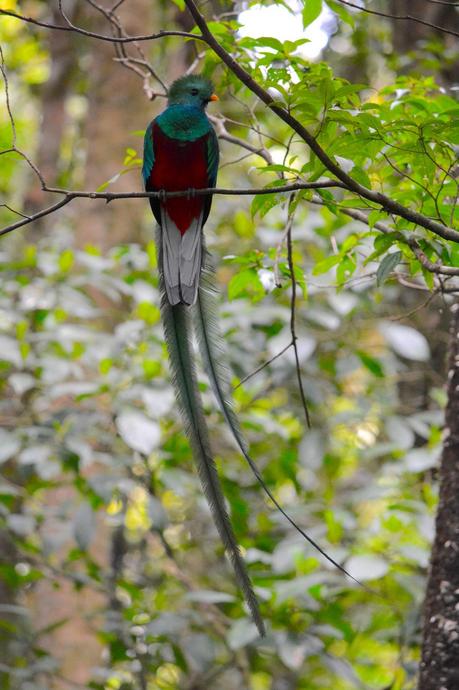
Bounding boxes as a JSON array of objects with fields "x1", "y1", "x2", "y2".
[
  {"x1": 158, "y1": 233, "x2": 265, "y2": 636},
  {"x1": 193, "y1": 254, "x2": 367, "y2": 590}
]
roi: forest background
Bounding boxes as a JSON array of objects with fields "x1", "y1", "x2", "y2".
[{"x1": 0, "y1": 1, "x2": 458, "y2": 689}]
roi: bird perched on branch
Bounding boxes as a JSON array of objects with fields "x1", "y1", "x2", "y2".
[
  {"x1": 143, "y1": 75, "x2": 219, "y2": 306},
  {"x1": 142, "y1": 74, "x2": 265, "y2": 635},
  {"x1": 142, "y1": 74, "x2": 364, "y2": 637}
]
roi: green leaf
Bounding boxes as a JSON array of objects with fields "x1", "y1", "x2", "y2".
[
  {"x1": 170, "y1": 0, "x2": 185, "y2": 9},
  {"x1": 312, "y1": 254, "x2": 340, "y2": 275},
  {"x1": 327, "y1": 0, "x2": 355, "y2": 26},
  {"x1": 251, "y1": 189, "x2": 284, "y2": 218},
  {"x1": 302, "y1": 0, "x2": 322, "y2": 28},
  {"x1": 357, "y1": 351, "x2": 385, "y2": 378},
  {"x1": 365, "y1": 232, "x2": 398, "y2": 264},
  {"x1": 228, "y1": 268, "x2": 264, "y2": 301},
  {"x1": 376, "y1": 251, "x2": 402, "y2": 286},
  {"x1": 58, "y1": 249, "x2": 74, "y2": 273},
  {"x1": 336, "y1": 254, "x2": 356, "y2": 286}
]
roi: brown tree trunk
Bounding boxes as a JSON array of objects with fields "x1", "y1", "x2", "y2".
[{"x1": 418, "y1": 302, "x2": 459, "y2": 690}]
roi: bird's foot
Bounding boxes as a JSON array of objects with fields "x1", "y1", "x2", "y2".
[
  {"x1": 186, "y1": 188, "x2": 196, "y2": 200},
  {"x1": 159, "y1": 189, "x2": 167, "y2": 203}
]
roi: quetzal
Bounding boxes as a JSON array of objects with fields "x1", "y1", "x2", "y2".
[
  {"x1": 142, "y1": 75, "x2": 362, "y2": 637},
  {"x1": 143, "y1": 75, "x2": 219, "y2": 306},
  {"x1": 142, "y1": 75, "x2": 265, "y2": 635}
]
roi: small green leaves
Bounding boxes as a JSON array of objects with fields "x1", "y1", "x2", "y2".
[
  {"x1": 312, "y1": 255, "x2": 341, "y2": 275},
  {"x1": 376, "y1": 251, "x2": 402, "y2": 286},
  {"x1": 251, "y1": 190, "x2": 285, "y2": 218},
  {"x1": 228, "y1": 268, "x2": 264, "y2": 301},
  {"x1": 58, "y1": 249, "x2": 74, "y2": 273},
  {"x1": 302, "y1": 0, "x2": 322, "y2": 28},
  {"x1": 357, "y1": 351, "x2": 385, "y2": 378}
]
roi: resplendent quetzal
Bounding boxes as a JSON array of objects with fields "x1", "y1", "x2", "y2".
[
  {"x1": 143, "y1": 75, "x2": 219, "y2": 306},
  {"x1": 142, "y1": 75, "x2": 363, "y2": 636},
  {"x1": 142, "y1": 75, "x2": 265, "y2": 635}
]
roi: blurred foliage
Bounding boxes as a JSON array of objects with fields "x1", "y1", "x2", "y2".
[{"x1": 0, "y1": 0, "x2": 457, "y2": 689}]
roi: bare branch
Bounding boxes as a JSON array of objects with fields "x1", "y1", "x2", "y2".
[
  {"x1": 211, "y1": 116, "x2": 273, "y2": 165},
  {"x1": 0, "y1": 45, "x2": 48, "y2": 187},
  {"x1": 83, "y1": 0, "x2": 168, "y2": 93},
  {"x1": 0, "y1": 204, "x2": 32, "y2": 220},
  {"x1": 234, "y1": 342, "x2": 293, "y2": 389},
  {"x1": 0, "y1": 8, "x2": 203, "y2": 44},
  {"x1": 286, "y1": 207, "x2": 311, "y2": 428},
  {"x1": 0, "y1": 45, "x2": 16, "y2": 144},
  {"x1": 422, "y1": 0, "x2": 459, "y2": 5},
  {"x1": 0, "y1": 196, "x2": 75, "y2": 237},
  {"x1": 334, "y1": 0, "x2": 459, "y2": 38},
  {"x1": 389, "y1": 293, "x2": 437, "y2": 322}
]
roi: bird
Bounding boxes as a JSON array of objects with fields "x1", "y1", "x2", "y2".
[
  {"x1": 142, "y1": 74, "x2": 219, "y2": 307},
  {"x1": 142, "y1": 74, "x2": 265, "y2": 636}
]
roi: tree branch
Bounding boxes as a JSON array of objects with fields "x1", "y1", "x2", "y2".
[
  {"x1": 286, "y1": 206, "x2": 311, "y2": 428},
  {"x1": 0, "y1": 182, "x2": 344, "y2": 237},
  {"x1": 0, "y1": 196, "x2": 74, "y2": 237},
  {"x1": 334, "y1": 0, "x2": 459, "y2": 38},
  {"x1": 326, "y1": 204, "x2": 459, "y2": 277},
  {"x1": 0, "y1": 8, "x2": 202, "y2": 43},
  {"x1": 234, "y1": 342, "x2": 293, "y2": 389}
]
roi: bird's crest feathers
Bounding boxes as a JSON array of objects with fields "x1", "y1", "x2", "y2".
[{"x1": 168, "y1": 75, "x2": 216, "y2": 108}]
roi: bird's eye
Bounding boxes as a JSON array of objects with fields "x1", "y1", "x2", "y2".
[{"x1": 190, "y1": 88, "x2": 199, "y2": 95}]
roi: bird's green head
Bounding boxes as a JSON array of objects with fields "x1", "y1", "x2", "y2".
[{"x1": 168, "y1": 75, "x2": 218, "y2": 109}]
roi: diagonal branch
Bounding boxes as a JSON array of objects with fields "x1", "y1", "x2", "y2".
[{"x1": 0, "y1": 196, "x2": 74, "y2": 237}]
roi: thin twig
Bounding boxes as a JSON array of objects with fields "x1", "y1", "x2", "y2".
[
  {"x1": 0, "y1": 204, "x2": 31, "y2": 220},
  {"x1": 334, "y1": 0, "x2": 459, "y2": 38},
  {"x1": 0, "y1": 45, "x2": 16, "y2": 145},
  {"x1": 422, "y1": 0, "x2": 459, "y2": 5},
  {"x1": 389, "y1": 292, "x2": 437, "y2": 322},
  {"x1": 234, "y1": 342, "x2": 293, "y2": 389},
  {"x1": 0, "y1": 196, "x2": 74, "y2": 237},
  {"x1": 0, "y1": 8, "x2": 202, "y2": 43},
  {"x1": 210, "y1": 116, "x2": 273, "y2": 165},
  {"x1": 286, "y1": 208, "x2": 311, "y2": 428},
  {"x1": 84, "y1": 0, "x2": 168, "y2": 92},
  {"x1": 274, "y1": 220, "x2": 291, "y2": 287}
]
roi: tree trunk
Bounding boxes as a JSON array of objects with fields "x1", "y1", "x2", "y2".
[{"x1": 419, "y1": 302, "x2": 459, "y2": 690}]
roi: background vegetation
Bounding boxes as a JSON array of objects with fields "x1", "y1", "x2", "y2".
[{"x1": 0, "y1": 1, "x2": 458, "y2": 688}]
